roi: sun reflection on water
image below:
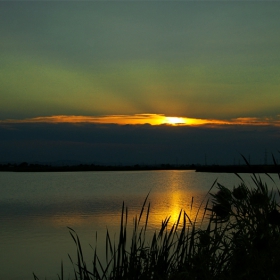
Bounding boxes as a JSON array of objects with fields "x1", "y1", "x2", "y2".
[{"x1": 144, "y1": 172, "x2": 208, "y2": 230}]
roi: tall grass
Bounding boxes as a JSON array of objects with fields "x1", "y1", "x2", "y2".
[{"x1": 34, "y1": 164, "x2": 280, "y2": 279}]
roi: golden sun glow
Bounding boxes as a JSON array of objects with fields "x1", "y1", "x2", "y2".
[
  {"x1": 0, "y1": 114, "x2": 279, "y2": 126},
  {"x1": 164, "y1": 116, "x2": 187, "y2": 125}
]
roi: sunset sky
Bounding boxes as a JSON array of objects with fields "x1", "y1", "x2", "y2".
[{"x1": 1, "y1": 1, "x2": 280, "y2": 165}]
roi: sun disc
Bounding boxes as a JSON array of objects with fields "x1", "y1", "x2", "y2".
[{"x1": 165, "y1": 116, "x2": 186, "y2": 125}]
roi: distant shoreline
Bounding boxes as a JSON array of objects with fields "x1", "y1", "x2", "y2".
[
  {"x1": 0, "y1": 163, "x2": 279, "y2": 173},
  {"x1": 196, "y1": 165, "x2": 280, "y2": 174},
  {"x1": 0, "y1": 163, "x2": 196, "y2": 172}
]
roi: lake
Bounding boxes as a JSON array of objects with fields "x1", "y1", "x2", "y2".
[{"x1": 0, "y1": 170, "x2": 278, "y2": 280}]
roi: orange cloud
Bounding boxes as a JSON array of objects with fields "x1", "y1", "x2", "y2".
[{"x1": 1, "y1": 114, "x2": 280, "y2": 126}]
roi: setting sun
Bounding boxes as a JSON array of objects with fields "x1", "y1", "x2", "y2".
[{"x1": 164, "y1": 117, "x2": 187, "y2": 125}]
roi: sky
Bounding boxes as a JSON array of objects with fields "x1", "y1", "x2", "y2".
[{"x1": 1, "y1": 1, "x2": 280, "y2": 165}]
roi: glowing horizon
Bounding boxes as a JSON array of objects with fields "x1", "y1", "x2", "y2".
[{"x1": 1, "y1": 114, "x2": 280, "y2": 127}]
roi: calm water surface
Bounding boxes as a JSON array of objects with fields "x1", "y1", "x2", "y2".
[{"x1": 0, "y1": 170, "x2": 278, "y2": 280}]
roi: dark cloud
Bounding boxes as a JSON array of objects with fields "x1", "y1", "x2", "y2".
[{"x1": 0, "y1": 123, "x2": 279, "y2": 165}]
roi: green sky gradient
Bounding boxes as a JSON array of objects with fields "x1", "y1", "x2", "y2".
[{"x1": 1, "y1": 1, "x2": 280, "y2": 120}]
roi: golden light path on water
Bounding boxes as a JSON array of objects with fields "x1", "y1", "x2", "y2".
[
  {"x1": 46, "y1": 193, "x2": 207, "y2": 230},
  {"x1": 147, "y1": 179, "x2": 208, "y2": 229},
  {"x1": 46, "y1": 186, "x2": 208, "y2": 235}
]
